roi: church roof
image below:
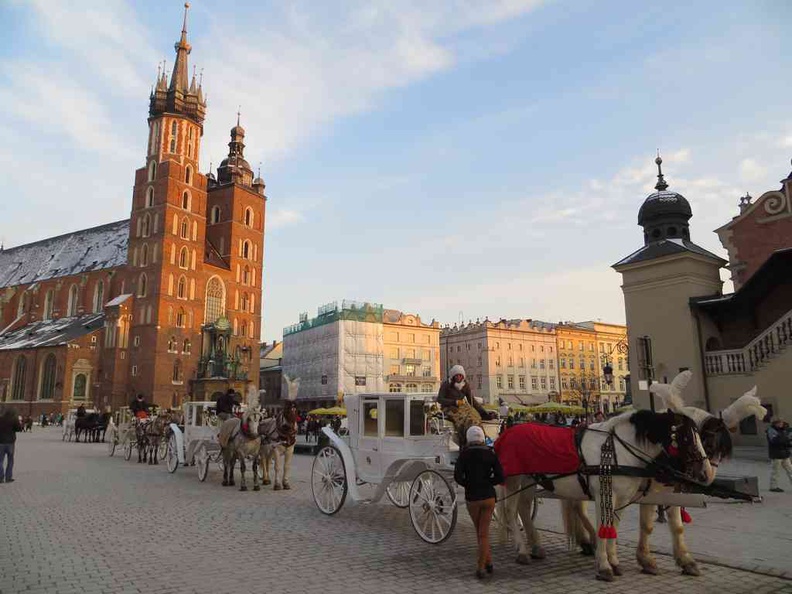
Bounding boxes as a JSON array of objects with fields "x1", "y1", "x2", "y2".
[
  {"x1": 0, "y1": 313, "x2": 105, "y2": 351},
  {"x1": 612, "y1": 237, "x2": 726, "y2": 268},
  {"x1": 0, "y1": 220, "x2": 129, "y2": 289}
]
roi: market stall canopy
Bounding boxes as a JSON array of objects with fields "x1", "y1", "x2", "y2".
[
  {"x1": 309, "y1": 406, "x2": 347, "y2": 416},
  {"x1": 524, "y1": 402, "x2": 585, "y2": 415}
]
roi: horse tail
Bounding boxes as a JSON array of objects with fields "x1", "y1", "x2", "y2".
[
  {"x1": 495, "y1": 485, "x2": 510, "y2": 544},
  {"x1": 561, "y1": 499, "x2": 585, "y2": 550}
]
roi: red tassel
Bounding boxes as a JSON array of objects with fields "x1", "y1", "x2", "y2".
[
  {"x1": 680, "y1": 508, "x2": 692, "y2": 524},
  {"x1": 598, "y1": 525, "x2": 617, "y2": 539},
  {"x1": 609, "y1": 526, "x2": 618, "y2": 539},
  {"x1": 598, "y1": 525, "x2": 609, "y2": 539},
  {"x1": 667, "y1": 445, "x2": 679, "y2": 457}
]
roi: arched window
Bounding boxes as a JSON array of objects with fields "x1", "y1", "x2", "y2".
[
  {"x1": 67, "y1": 284, "x2": 79, "y2": 317},
  {"x1": 243, "y1": 266, "x2": 250, "y2": 285},
  {"x1": 43, "y1": 289, "x2": 54, "y2": 320},
  {"x1": 204, "y1": 276, "x2": 226, "y2": 323},
  {"x1": 242, "y1": 240, "x2": 251, "y2": 259},
  {"x1": 244, "y1": 207, "x2": 253, "y2": 228},
  {"x1": 179, "y1": 247, "x2": 188, "y2": 269},
  {"x1": 177, "y1": 276, "x2": 187, "y2": 299},
  {"x1": 141, "y1": 243, "x2": 149, "y2": 267},
  {"x1": 39, "y1": 354, "x2": 57, "y2": 400},
  {"x1": 145, "y1": 305, "x2": 152, "y2": 324},
  {"x1": 176, "y1": 308, "x2": 186, "y2": 328},
  {"x1": 185, "y1": 166, "x2": 192, "y2": 185},
  {"x1": 93, "y1": 281, "x2": 104, "y2": 313},
  {"x1": 171, "y1": 121, "x2": 178, "y2": 135},
  {"x1": 183, "y1": 338, "x2": 191, "y2": 354},
  {"x1": 145, "y1": 186, "x2": 154, "y2": 208},
  {"x1": 406, "y1": 383, "x2": 418, "y2": 393},
  {"x1": 170, "y1": 120, "x2": 178, "y2": 153},
  {"x1": 240, "y1": 320, "x2": 248, "y2": 337},
  {"x1": 168, "y1": 336, "x2": 176, "y2": 352},
  {"x1": 210, "y1": 206, "x2": 221, "y2": 224},
  {"x1": 11, "y1": 356, "x2": 27, "y2": 400},
  {"x1": 180, "y1": 217, "x2": 189, "y2": 239},
  {"x1": 17, "y1": 292, "x2": 28, "y2": 317},
  {"x1": 138, "y1": 273, "x2": 147, "y2": 298},
  {"x1": 181, "y1": 191, "x2": 190, "y2": 210},
  {"x1": 172, "y1": 360, "x2": 182, "y2": 383},
  {"x1": 147, "y1": 160, "x2": 156, "y2": 182},
  {"x1": 142, "y1": 213, "x2": 151, "y2": 237},
  {"x1": 389, "y1": 383, "x2": 402, "y2": 393},
  {"x1": 241, "y1": 293, "x2": 249, "y2": 312},
  {"x1": 73, "y1": 373, "x2": 87, "y2": 400}
]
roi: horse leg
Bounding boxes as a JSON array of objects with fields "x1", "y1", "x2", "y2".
[
  {"x1": 229, "y1": 454, "x2": 236, "y2": 487},
  {"x1": 667, "y1": 506, "x2": 699, "y2": 576},
  {"x1": 518, "y1": 486, "x2": 544, "y2": 560},
  {"x1": 504, "y1": 476, "x2": 530, "y2": 564},
  {"x1": 576, "y1": 502, "x2": 596, "y2": 556},
  {"x1": 592, "y1": 486, "x2": 615, "y2": 581},
  {"x1": 222, "y1": 450, "x2": 230, "y2": 486},
  {"x1": 273, "y1": 446, "x2": 282, "y2": 490},
  {"x1": 282, "y1": 445, "x2": 294, "y2": 489},
  {"x1": 262, "y1": 447, "x2": 271, "y2": 485},
  {"x1": 637, "y1": 504, "x2": 659, "y2": 574},
  {"x1": 253, "y1": 454, "x2": 260, "y2": 491},
  {"x1": 239, "y1": 454, "x2": 248, "y2": 491},
  {"x1": 606, "y1": 495, "x2": 624, "y2": 577}
]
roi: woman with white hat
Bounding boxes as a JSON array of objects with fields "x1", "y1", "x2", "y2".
[
  {"x1": 436, "y1": 365, "x2": 494, "y2": 446},
  {"x1": 454, "y1": 425, "x2": 505, "y2": 579}
]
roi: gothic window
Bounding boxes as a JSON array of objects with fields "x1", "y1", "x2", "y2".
[
  {"x1": 241, "y1": 320, "x2": 248, "y2": 337},
  {"x1": 242, "y1": 240, "x2": 251, "y2": 259},
  {"x1": 39, "y1": 354, "x2": 57, "y2": 400},
  {"x1": 179, "y1": 247, "x2": 188, "y2": 269},
  {"x1": 210, "y1": 206, "x2": 221, "y2": 224},
  {"x1": 146, "y1": 187, "x2": 154, "y2": 208},
  {"x1": 17, "y1": 292, "x2": 28, "y2": 317},
  {"x1": 185, "y1": 166, "x2": 192, "y2": 185},
  {"x1": 145, "y1": 305, "x2": 152, "y2": 324},
  {"x1": 205, "y1": 277, "x2": 225, "y2": 323},
  {"x1": 73, "y1": 373, "x2": 87, "y2": 400},
  {"x1": 168, "y1": 336, "x2": 176, "y2": 352},
  {"x1": 244, "y1": 207, "x2": 253, "y2": 228},
  {"x1": 180, "y1": 217, "x2": 189, "y2": 239},
  {"x1": 93, "y1": 281, "x2": 104, "y2": 313},
  {"x1": 176, "y1": 308, "x2": 186, "y2": 328},
  {"x1": 142, "y1": 213, "x2": 151, "y2": 238},
  {"x1": 141, "y1": 244, "x2": 149, "y2": 267},
  {"x1": 170, "y1": 121, "x2": 178, "y2": 153},
  {"x1": 67, "y1": 284, "x2": 79, "y2": 317},
  {"x1": 177, "y1": 276, "x2": 187, "y2": 299},
  {"x1": 241, "y1": 293, "x2": 249, "y2": 312},
  {"x1": 183, "y1": 338, "x2": 191, "y2": 354},
  {"x1": 172, "y1": 360, "x2": 182, "y2": 383},
  {"x1": 138, "y1": 273, "x2": 147, "y2": 298},
  {"x1": 43, "y1": 289, "x2": 54, "y2": 320},
  {"x1": 242, "y1": 266, "x2": 250, "y2": 285},
  {"x1": 11, "y1": 356, "x2": 27, "y2": 400},
  {"x1": 147, "y1": 161, "x2": 156, "y2": 182},
  {"x1": 182, "y1": 191, "x2": 190, "y2": 210}
]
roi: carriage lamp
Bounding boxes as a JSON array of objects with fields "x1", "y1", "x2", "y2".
[{"x1": 602, "y1": 363, "x2": 614, "y2": 386}]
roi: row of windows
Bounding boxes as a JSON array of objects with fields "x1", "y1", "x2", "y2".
[
  {"x1": 389, "y1": 348, "x2": 431, "y2": 360},
  {"x1": 494, "y1": 357, "x2": 554, "y2": 369},
  {"x1": 450, "y1": 341, "x2": 554, "y2": 354},
  {"x1": 558, "y1": 357, "x2": 627, "y2": 371},
  {"x1": 167, "y1": 337, "x2": 192, "y2": 354},
  {"x1": 559, "y1": 377, "x2": 626, "y2": 391},
  {"x1": 5, "y1": 355, "x2": 88, "y2": 401},
  {"x1": 29, "y1": 282, "x2": 106, "y2": 321},
  {"x1": 389, "y1": 364, "x2": 433, "y2": 377},
  {"x1": 386, "y1": 332, "x2": 433, "y2": 344},
  {"x1": 494, "y1": 374, "x2": 557, "y2": 391},
  {"x1": 388, "y1": 383, "x2": 435, "y2": 393}
]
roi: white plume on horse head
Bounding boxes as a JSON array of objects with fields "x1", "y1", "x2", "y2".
[
  {"x1": 721, "y1": 386, "x2": 765, "y2": 430},
  {"x1": 283, "y1": 374, "x2": 301, "y2": 401},
  {"x1": 649, "y1": 370, "x2": 692, "y2": 412},
  {"x1": 246, "y1": 383, "x2": 259, "y2": 410}
]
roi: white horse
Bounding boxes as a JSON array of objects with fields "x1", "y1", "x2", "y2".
[
  {"x1": 633, "y1": 375, "x2": 766, "y2": 576},
  {"x1": 218, "y1": 386, "x2": 263, "y2": 491},
  {"x1": 496, "y1": 409, "x2": 713, "y2": 581},
  {"x1": 259, "y1": 375, "x2": 299, "y2": 491}
]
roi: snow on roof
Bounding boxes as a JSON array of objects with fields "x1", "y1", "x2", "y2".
[
  {"x1": 0, "y1": 220, "x2": 129, "y2": 289},
  {"x1": 105, "y1": 294, "x2": 133, "y2": 307},
  {"x1": 0, "y1": 313, "x2": 105, "y2": 351}
]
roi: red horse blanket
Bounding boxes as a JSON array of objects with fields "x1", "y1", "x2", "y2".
[{"x1": 495, "y1": 423, "x2": 580, "y2": 477}]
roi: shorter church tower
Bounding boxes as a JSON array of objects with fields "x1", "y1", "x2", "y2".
[{"x1": 613, "y1": 156, "x2": 726, "y2": 410}]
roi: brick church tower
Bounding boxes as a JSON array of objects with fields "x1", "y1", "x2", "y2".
[{"x1": 124, "y1": 4, "x2": 266, "y2": 407}]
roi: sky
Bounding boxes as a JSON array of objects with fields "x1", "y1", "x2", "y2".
[{"x1": 1, "y1": 0, "x2": 791, "y2": 342}]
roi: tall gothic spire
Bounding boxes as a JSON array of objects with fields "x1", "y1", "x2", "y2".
[
  {"x1": 654, "y1": 151, "x2": 668, "y2": 191},
  {"x1": 169, "y1": 3, "x2": 191, "y2": 93}
]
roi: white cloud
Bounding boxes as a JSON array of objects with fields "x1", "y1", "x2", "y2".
[
  {"x1": 739, "y1": 158, "x2": 768, "y2": 184},
  {"x1": 268, "y1": 209, "x2": 305, "y2": 229}
]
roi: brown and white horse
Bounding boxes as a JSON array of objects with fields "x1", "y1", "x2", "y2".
[{"x1": 496, "y1": 409, "x2": 713, "y2": 582}]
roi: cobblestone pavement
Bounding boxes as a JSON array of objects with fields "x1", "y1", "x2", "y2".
[{"x1": 1, "y1": 429, "x2": 790, "y2": 594}]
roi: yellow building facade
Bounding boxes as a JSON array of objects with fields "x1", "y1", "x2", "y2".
[{"x1": 383, "y1": 309, "x2": 441, "y2": 394}]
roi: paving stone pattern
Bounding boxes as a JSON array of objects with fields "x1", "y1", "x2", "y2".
[{"x1": 1, "y1": 429, "x2": 791, "y2": 594}]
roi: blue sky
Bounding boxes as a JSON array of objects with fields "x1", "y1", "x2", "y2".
[{"x1": 1, "y1": 0, "x2": 791, "y2": 341}]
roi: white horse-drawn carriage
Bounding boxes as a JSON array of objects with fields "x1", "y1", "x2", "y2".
[
  {"x1": 311, "y1": 392, "x2": 500, "y2": 544},
  {"x1": 62, "y1": 408, "x2": 98, "y2": 442},
  {"x1": 106, "y1": 407, "x2": 134, "y2": 457},
  {"x1": 165, "y1": 401, "x2": 225, "y2": 480}
]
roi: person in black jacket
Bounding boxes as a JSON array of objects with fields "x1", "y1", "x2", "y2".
[
  {"x1": 130, "y1": 394, "x2": 149, "y2": 419},
  {"x1": 0, "y1": 408, "x2": 23, "y2": 483},
  {"x1": 767, "y1": 418, "x2": 792, "y2": 492},
  {"x1": 215, "y1": 389, "x2": 239, "y2": 421},
  {"x1": 437, "y1": 365, "x2": 494, "y2": 446},
  {"x1": 454, "y1": 425, "x2": 505, "y2": 579}
]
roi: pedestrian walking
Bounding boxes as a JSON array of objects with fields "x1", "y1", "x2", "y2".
[
  {"x1": 0, "y1": 408, "x2": 23, "y2": 483},
  {"x1": 453, "y1": 425, "x2": 505, "y2": 579},
  {"x1": 766, "y1": 418, "x2": 792, "y2": 492}
]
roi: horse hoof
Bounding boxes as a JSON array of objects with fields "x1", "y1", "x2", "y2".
[
  {"x1": 273, "y1": 484, "x2": 282, "y2": 491},
  {"x1": 253, "y1": 485, "x2": 260, "y2": 491},
  {"x1": 580, "y1": 542, "x2": 595, "y2": 556},
  {"x1": 681, "y1": 563, "x2": 700, "y2": 577},
  {"x1": 283, "y1": 483, "x2": 291, "y2": 490},
  {"x1": 222, "y1": 480, "x2": 229, "y2": 486},
  {"x1": 263, "y1": 480, "x2": 271, "y2": 485},
  {"x1": 240, "y1": 486, "x2": 248, "y2": 492},
  {"x1": 640, "y1": 564, "x2": 659, "y2": 576},
  {"x1": 611, "y1": 564, "x2": 623, "y2": 576},
  {"x1": 530, "y1": 546, "x2": 546, "y2": 560},
  {"x1": 596, "y1": 569, "x2": 615, "y2": 582},
  {"x1": 515, "y1": 554, "x2": 530, "y2": 565}
]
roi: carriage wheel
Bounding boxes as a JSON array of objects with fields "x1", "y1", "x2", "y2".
[
  {"x1": 196, "y1": 448, "x2": 209, "y2": 482},
  {"x1": 107, "y1": 432, "x2": 116, "y2": 457},
  {"x1": 409, "y1": 470, "x2": 458, "y2": 544},
  {"x1": 386, "y1": 480, "x2": 412, "y2": 508},
  {"x1": 124, "y1": 440, "x2": 133, "y2": 461},
  {"x1": 158, "y1": 437, "x2": 169, "y2": 462},
  {"x1": 166, "y1": 434, "x2": 179, "y2": 474},
  {"x1": 311, "y1": 446, "x2": 347, "y2": 515}
]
